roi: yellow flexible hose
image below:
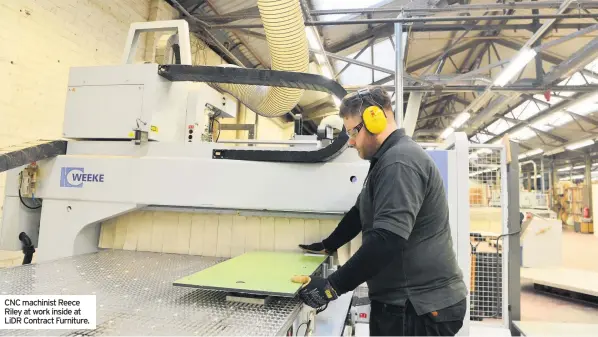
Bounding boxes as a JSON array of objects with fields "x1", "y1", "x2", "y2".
[{"x1": 208, "y1": 0, "x2": 308, "y2": 117}]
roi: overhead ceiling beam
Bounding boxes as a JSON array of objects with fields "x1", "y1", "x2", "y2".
[
  {"x1": 313, "y1": 49, "x2": 432, "y2": 84},
  {"x1": 567, "y1": 111, "x2": 598, "y2": 128},
  {"x1": 230, "y1": 29, "x2": 266, "y2": 40},
  {"x1": 460, "y1": 0, "x2": 576, "y2": 136},
  {"x1": 170, "y1": 0, "x2": 248, "y2": 67},
  {"x1": 419, "y1": 94, "x2": 471, "y2": 107},
  {"x1": 528, "y1": 126, "x2": 569, "y2": 143},
  {"x1": 492, "y1": 38, "x2": 563, "y2": 66},
  {"x1": 406, "y1": 40, "x2": 484, "y2": 73},
  {"x1": 310, "y1": 1, "x2": 598, "y2": 15},
  {"x1": 305, "y1": 13, "x2": 598, "y2": 27},
  {"x1": 327, "y1": 24, "x2": 393, "y2": 54},
  {"x1": 192, "y1": 6, "x2": 259, "y2": 24},
  {"x1": 346, "y1": 84, "x2": 598, "y2": 93},
  {"x1": 542, "y1": 36, "x2": 598, "y2": 85},
  {"x1": 418, "y1": 112, "x2": 461, "y2": 122},
  {"x1": 485, "y1": 91, "x2": 594, "y2": 144},
  {"x1": 204, "y1": 0, "x2": 268, "y2": 68}
]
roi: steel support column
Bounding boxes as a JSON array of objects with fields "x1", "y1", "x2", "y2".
[
  {"x1": 586, "y1": 155, "x2": 593, "y2": 219},
  {"x1": 404, "y1": 92, "x2": 423, "y2": 137},
  {"x1": 541, "y1": 156, "x2": 545, "y2": 193},
  {"x1": 507, "y1": 141, "x2": 521, "y2": 336},
  {"x1": 395, "y1": 15, "x2": 404, "y2": 126}
]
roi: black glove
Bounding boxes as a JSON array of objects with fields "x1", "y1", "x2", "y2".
[
  {"x1": 298, "y1": 242, "x2": 331, "y2": 255},
  {"x1": 293, "y1": 276, "x2": 338, "y2": 310}
]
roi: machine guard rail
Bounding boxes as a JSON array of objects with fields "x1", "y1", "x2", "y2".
[
  {"x1": 0, "y1": 140, "x2": 67, "y2": 174},
  {"x1": 158, "y1": 65, "x2": 350, "y2": 163}
]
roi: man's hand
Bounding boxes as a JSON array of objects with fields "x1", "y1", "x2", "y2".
[
  {"x1": 291, "y1": 275, "x2": 338, "y2": 310},
  {"x1": 298, "y1": 242, "x2": 329, "y2": 254}
]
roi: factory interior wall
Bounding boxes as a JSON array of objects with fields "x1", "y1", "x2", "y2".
[
  {"x1": 0, "y1": 0, "x2": 154, "y2": 243},
  {"x1": 0, "y1": 0, "x2": 304, "y2": 263}
]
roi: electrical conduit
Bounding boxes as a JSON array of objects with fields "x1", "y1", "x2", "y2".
[{"x1": 208, "y1": 0, "x2": 309, "y2": 117}]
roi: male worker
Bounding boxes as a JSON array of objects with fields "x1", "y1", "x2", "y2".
[{"x1": 294, "y1": 86, "x2": 468, "y2": 336}]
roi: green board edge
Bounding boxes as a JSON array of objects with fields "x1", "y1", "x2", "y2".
[{"x1": 173, "y1": 251, "x2": 327, "y2": 297}]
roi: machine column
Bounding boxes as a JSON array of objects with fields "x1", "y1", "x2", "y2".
[{"x1": 507, "y1": 141, "x2": 521, "y2": 335}]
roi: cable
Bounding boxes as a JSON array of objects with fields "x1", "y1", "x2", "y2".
[
  {"x1": 209, "y1": 109, "x2": 222, "y2": 142},
  {"x1": 296, "y1": 320, "x2": 312, "y2": 337},
  {"x1": 490, "y1": 230, "x2": 521, "y2": 318},
  {"x1": 18, "y1": 172, "x2": 41, "y2": 210},
  {"x1": 214, "y1": 119, "x2": 221, "y2": 142}
]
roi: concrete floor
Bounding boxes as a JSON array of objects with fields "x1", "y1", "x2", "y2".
[{"x1": 520, "y1": 227, "x2": 598, "y2": 324}]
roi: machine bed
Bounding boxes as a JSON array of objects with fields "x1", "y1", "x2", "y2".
[{"x1": 0, "y1": 250, "x2": 302, "y2": 336}]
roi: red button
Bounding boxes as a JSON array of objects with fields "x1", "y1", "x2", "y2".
[{"x1": 359, "y1": 313, "x2": 367, "y2": 318}]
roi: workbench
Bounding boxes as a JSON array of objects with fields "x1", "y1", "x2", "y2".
[{"x1": 0, "y1": 250, "x2": 303, "y2": 336}]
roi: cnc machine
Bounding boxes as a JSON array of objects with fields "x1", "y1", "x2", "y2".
[{"x1": 0, "y1": 19, "x2": 475, "y2": 336}]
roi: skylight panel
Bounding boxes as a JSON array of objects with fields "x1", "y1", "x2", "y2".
[
  {"x1": 565, "y1": 72, "x2": 587, "y2": 86},
  {"x1": 569, "y1": 103, "x2": 598, "y2": 116},
  {"x1": 472, "y1": 133, "x2": 492, "y2": 144},
  {"x1": 517, "y1": 101, "x2": 542, "y2": 120},
  {"x1": 585, "y1": 57, "x2": 598, "y2": 73},
  {"x1": 511, "y1": 127, "x2": 536, "y2": 141},
  {"x1": 487, "y1": 119, "x2": 511, "y2": 135},
  {"x1": 532, "y1": 111, "x2": 573, "y2": 130}
]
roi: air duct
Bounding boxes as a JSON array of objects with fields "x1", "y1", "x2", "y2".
[{"x1": 207, "y1": 0, "x2": 309, "y2": 118}]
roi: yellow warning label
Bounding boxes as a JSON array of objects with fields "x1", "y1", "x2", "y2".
[{"x1": 150, "y1": 125, "x2": 158, "y2": 132}]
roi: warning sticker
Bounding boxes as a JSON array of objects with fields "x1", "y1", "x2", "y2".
[{"x1": 0, "y1": 295, "x2": 96, "y2": 330}]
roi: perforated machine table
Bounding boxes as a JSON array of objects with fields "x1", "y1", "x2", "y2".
[{"x1": 0, "y1": 250, "x2": 303, "y2": 336}]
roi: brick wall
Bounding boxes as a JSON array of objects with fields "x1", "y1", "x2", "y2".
[
  {"x1": 0, "y1": 0, "x2": 295, "y2": 253},
  {"x1": 0, "y1": 0, "x2": 174, "y2": 239}
]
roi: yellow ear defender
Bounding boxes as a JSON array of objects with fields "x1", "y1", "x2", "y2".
[{"x1": 357, "y1": 88, "x2": 387, "y2": 134}]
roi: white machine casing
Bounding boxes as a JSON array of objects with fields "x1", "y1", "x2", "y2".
[{"x1": 62, "y1": 64, "x2": 236, "y2": 143}]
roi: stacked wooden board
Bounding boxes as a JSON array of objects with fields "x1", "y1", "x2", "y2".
[{"x1": 173, "y1": 251, "x2": 327, "y2": 297}]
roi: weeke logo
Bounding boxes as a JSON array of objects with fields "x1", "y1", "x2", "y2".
[{"x1": 60, "y1": 167, "x2": 104, "y2": 188}]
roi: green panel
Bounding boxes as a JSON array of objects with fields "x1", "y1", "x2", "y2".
[{"x1": 173, "y1": 251, "x2": 326, "y2": 297}]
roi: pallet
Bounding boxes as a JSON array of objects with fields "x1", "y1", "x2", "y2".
[
  {"x1": 532, "y1": 284, "x2": 598, "y2": 306},
  {"x1": 521, "y1": 267, "x2": 598, "y2": 306}
]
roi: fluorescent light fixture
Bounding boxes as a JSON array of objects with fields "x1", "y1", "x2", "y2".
[
  {"x1": 565, "y1": 139, "x2": 594, "y2": 150},
  {"x1": 557, "y1": 165, "x2": 585, "y2": 172},
  {"x1": 493, "y1": 47, "x2": 537, "y2": 87},
  {"x1": 571, "y1": 174, "x2": 585, "y2": 180},
  {"x1": 518, "y1": 148, "x2": 543, "y2": 160},
  {"x1": 544, "y1": 147, "x2": 565, "y2": 156},
  {"x1": 451, "y1": 112, "x2": 470, "y2": 128},
  {"x1": 440, "y1": 127, "x2": 455, "y2": 139}
]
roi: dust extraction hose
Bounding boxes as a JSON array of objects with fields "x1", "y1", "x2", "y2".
[{"x1": 207, "y1": 0, "x2": 309, "y2": 117}]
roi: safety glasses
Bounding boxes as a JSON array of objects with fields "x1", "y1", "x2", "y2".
[{"x1": 346, "y1": 121, "x2": 364, "y2": 138}]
